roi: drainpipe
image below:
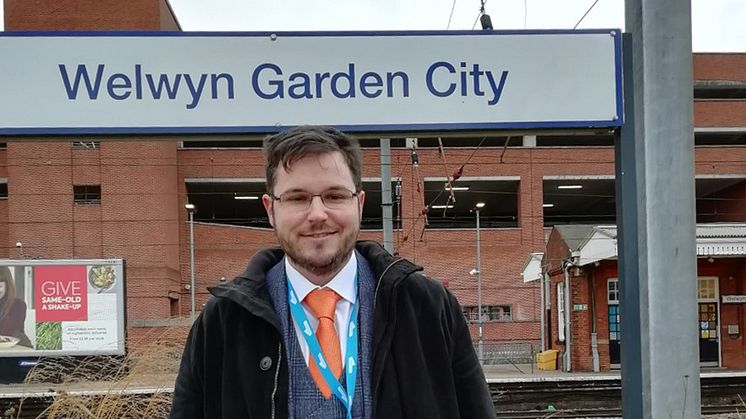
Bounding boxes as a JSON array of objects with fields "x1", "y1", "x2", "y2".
[
  {"x1": 562, "y1": 259, "x2": 576, "y2": 372},
  {"x1": 540, "y1": 272, "x2": 547, "y2": 352},
  {"x1": 589, "y1": 267, "x2": 600, "y2": 372}
]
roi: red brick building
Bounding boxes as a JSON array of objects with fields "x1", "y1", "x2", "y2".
[
  {"x1": 536, "y1": 55, "x2": 746, "y2": 371},
  {"x1": 2, "y1": 1, "x2": 745, "y2": 359},
  {"x1": 544, "y1": 224, "x2": 746, "y2": 371}
]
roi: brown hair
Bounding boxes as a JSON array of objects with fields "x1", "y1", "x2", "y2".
[
  {"x1": 263, "y1": 126, "x2": 363, "y2": 194},
  {"x1": 0, "y1": 266, "x2": 16, "y2": 321}
]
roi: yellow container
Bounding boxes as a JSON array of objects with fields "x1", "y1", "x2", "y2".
[
  {"x1": 535, "y1": 350, "x2": 559, "y2": 370},
  {"x1": 537, "y1": 360, "x2": 557, "y2": 370},
  {"x1": 536, "y1": 349, "x2": 559, "y2": 363}
]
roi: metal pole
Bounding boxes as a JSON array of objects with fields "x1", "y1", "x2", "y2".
[
  {"x1": 562, "y1": 262, "x2": 573, "y2": 372},
  {"x1": 380, "y1": 138, "x2": 394, "y2": 253},
  {"x1": 476, "y1": 208, "x2": 483, "y2": 364},
  {"x1": 617, "y1": 34, "x2": 644, "y2": 419},
  {"x1": 622, "y1": 0, "x2": 700, "y2": 416},
  {"x1": 188, "y1": 211, "x2": 196, "y2": 322}
]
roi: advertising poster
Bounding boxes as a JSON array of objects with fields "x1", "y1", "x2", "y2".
[{"x1": 0, "y1": 260, "x2": 125, "y2": 357}]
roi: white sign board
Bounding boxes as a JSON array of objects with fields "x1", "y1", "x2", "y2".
[
  {"x1": 0, "y1": 30, "x2": 622, "y2": 134},
  {"x1": 0, "y1": 259, "x2": 126, "y2": 357},
  {"x1": 722, "y1": 295, "x2": 746, "y2": 304}
]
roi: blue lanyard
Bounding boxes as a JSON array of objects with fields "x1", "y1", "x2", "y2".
[{"x1": 287, "y1": 276, "x2": 359, "y2": 419}]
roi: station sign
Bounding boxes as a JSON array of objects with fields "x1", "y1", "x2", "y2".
[{"x1": 0, "y1": 30, "x2": 622, "y2": 134}]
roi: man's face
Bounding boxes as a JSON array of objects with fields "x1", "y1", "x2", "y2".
[{"x1": 262, "y1": 151, "x2": 365, "y2": 280}]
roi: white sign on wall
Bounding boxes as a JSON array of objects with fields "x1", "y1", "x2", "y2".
[
  {"x1": 722, "y1": 295, "x2": 746, "y2": 304},
  {"x1": 0, "y1": 30, "x2": 622, "y2": 134}
]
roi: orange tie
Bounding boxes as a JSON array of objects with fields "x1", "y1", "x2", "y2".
[{"x1": 305, "y1": 288, "x2": 342, "y2": 399}]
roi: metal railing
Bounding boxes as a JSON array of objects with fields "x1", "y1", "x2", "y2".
[{"x1": 478, "y1": 340, "x2": 539, "y2": 373}]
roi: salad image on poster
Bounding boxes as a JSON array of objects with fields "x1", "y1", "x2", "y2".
[
  {"x1": 36, "y1": 322, "x2": 62, "y2": 350},
  {"x1": 89, "y1": 266, "x2": 116, "y2": 292}
]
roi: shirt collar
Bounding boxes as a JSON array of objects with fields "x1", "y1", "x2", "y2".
[{"x1": 285, "y1": 251, "x2": 358, "y2": 304}]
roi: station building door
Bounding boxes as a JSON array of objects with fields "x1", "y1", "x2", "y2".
[
  {"x1": 698, "y1": 276, "x2": 720, "y2": 366},
  {"x1": 606, "y1": 277, "x2": 722, "y2": 367},
  {"x1": 607, "y1": 278, "x2": 621, "y2": 367}
]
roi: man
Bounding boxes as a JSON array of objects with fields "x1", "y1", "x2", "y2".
[{"x1": 170, "y1": 126, "x2": 495, "y2": 419}]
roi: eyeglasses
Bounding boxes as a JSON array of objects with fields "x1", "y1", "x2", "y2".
[{"x1": 270, "y1": 189, "x2": 359, "y2": 211}]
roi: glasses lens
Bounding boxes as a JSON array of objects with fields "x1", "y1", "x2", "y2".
[
  {"x1": 321, "y1": 190, "x2": 354, "y2": 208},
  {"x1": 280, "y1": 192, "x2": 313, "y2": 209},
  {"x1": 276, "y1": 190, "x2": 355, "y2": 210}
]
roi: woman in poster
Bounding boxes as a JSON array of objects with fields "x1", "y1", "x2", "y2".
[{"x1": 0, "y1": 266, "x2": 32, "y2": 348}]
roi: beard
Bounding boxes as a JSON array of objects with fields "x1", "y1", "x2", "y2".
[{"x1": 276, "y1": 225, "x2": 359, "y2": 280}]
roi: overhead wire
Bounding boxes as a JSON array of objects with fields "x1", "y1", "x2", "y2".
[
  {"x1": 397, "y1": 137, "x2": 491, "y2": 250},
  {"x1": 573, "y1": 0, "x2": 601, "y2": 30},
  {"x1": 524, "y1": 0, "x2": 528, "y2": 29},
  {"x1": 447, "y1": 0, "x2": 459, "y2": 29}
]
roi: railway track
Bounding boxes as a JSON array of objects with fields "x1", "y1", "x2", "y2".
[
  {"x1": 2, "y1": 375, "x2": 745, "y2": 418},
  {"x1": 496, "y1": 404, "x2": 745, "y2": 418},
  {"x1": 489, "y1": 375, "x2": 746, "y2": 417}
]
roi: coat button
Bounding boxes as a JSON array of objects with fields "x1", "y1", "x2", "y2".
[{"x1": 259, "y1": 356, "x2": 272, "y2": 371}]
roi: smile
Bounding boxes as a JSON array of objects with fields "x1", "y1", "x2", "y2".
[{"x1": 304, "y1": 232, "x2": 335, "y2": 238}]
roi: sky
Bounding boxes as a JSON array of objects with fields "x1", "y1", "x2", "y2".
[
  {"x1": 163, "y1": 0, "x2": 744, "y2": 52},
  {"x1": 0, "y1": 0, "x2": 743, "y2": 51}
]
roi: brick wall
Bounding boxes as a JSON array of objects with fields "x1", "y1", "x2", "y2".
[
  {"x1": 3, "y1": 1, "x2": 182, "y2": 324},
  {"x1": 547, "y1": 241, "x2": 746, "y2": 371},
  {"x1": 0, "y1": 200, "x2": 8, "y2": 259},
  {"x1": 695, "y1": 101, "x2": 746, "y2": 127},
  {"x1": 5, "y1": 0, "x2": 163, "y2": 30},
  {"x1": 5, "y1": 142, "x2": 181, "y2": 321},
  {"x1": 694, "y1": 53, "x2": 746, "y2": 81}
]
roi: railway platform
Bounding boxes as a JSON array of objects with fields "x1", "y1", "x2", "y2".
[{"x1": 1, "y1": 367, "x2": 745, "y2": 418}]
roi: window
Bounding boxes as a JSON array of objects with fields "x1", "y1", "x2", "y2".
[
  {"x1": 72, "y1": 141, "x2": 100, "y2": 149},
  {"x1": 609, "y1": 305, "x2": 621, "y2": 342},
  {"x1": 608, "y1": 278, "x2": 620, "y2": 342},
  {"x1": 462, "y1": 305, "x2": 512, "y2": 322},
  {"x1": 607, "y1": 278, "x2": 619, "y2": 304},
  {"x1": 357, "y1": 138, "x2": 407, "y2": 148},
  {"x1": 185, "y1": 180, "x2": 269, "y2": 228},
  {"x1": 181, "y1": 139, "x2": 264, "y2": 148},
  {"x1": 423, "y1": 178, "x2": 519, "y2": 229},
  {"x1": 181, "y1": 138, "x2": 408, "y2": 149},
  {"x1": 543, "y1": 178, "x2": 617, "y2": 226},
  {"x1": 697, "y1": 277, "x2": 718, "y2": 301},
  {"x1": 360, "y1": 179, "x2": 401, "y2": 230},
  {"x1": 536, "y1": 134, "x2": 614, "y2": 147},
  {"x1": 557, "y1": 283, "x2": 566, "y2": 342},
  {"x1": 0, "y1": 181, "x2": 7, "y2": 199},
  {"x1": 415, "y1": 136, "x2": 520, "y2": 148},
  {"x1": 694, "y1": 82, "x2": 746, "y2": 99},
  {"x1": 695, "y1": 132, "x2": 746, "y2": 146},
  {"x1": 73, "y1": 185, "x2": 101, "y2": 204},
  {"x1": 696, "y1": 178, "x2": 746, "y2": 223}
]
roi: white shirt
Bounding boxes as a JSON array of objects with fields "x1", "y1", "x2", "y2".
[{"x1": 285, "y1": 252, "x2": 357, "y2": 367}]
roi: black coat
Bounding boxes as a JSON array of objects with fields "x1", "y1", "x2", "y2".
[{"x1": 170, "y1": 241, "x2": 496, "y2": 419}]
